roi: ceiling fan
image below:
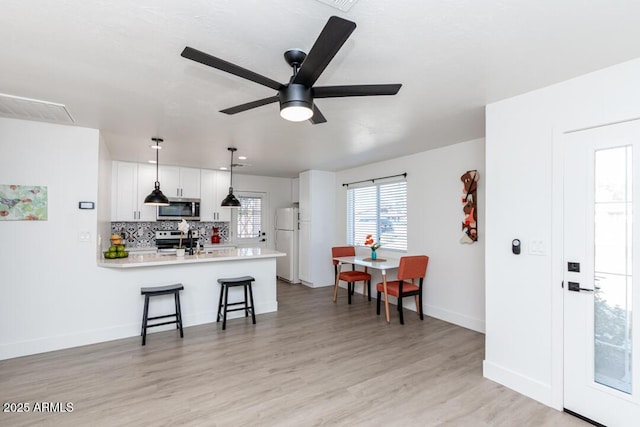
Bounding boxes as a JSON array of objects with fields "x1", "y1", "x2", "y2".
[{"x1": 180, "y1": 16, "x2": 402, "y2": 124}]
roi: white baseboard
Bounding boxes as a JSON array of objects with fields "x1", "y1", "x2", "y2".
[
  {"x1": 483, "y1": 360, "x2": 555, "y2": 408},
  {"x1": 0, "y1": 302, "x2": 278, "y2": 361},
  {"x1": 424, "y1": 303, "x2": 485, "y2": 333}
]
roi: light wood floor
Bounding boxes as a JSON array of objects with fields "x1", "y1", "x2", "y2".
[{"x1": 1, "y1": 281, "x2": 587, "y2": 427}]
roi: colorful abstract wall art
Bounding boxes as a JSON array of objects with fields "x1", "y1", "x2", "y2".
[
  {"x1": 460, "y1": 170, "x2": 479, "y2": 243},
  {"x1": 0, "y1": 185, "x2": 48, "y2": 220}
]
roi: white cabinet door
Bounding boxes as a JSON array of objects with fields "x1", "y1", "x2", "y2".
[
  {"x1": 298, "y1": 220, "x2": 312, "y2": 284},
  {"x1": 112, "y1": 161, "x2": 138, "y2": 221},
  {"x1": 159, "y1": 166, "x2": 201, "y2": 199},
  {"x1": 159, "y1": 166, "x2": 181, "y2": 198},
  {"x1": 200, "y1": 169, "x2": 216, "y2": 221},
  {"x1": 298, "y1": 171, "x2": 311, "y2": 221},
  {"x1": 200, "y1": 169, "x2": 231, "y2": 222},
  {"x1": 180, "y1": 167, "x2": 201, "y2": 199},
  {"x1": 112, "y1": 161, "x2": 158, "y2": 221},
  {"x1": 215, "y1": 170, "x2": 231, "y2": 222},
  {"x1": 136, "y1": 163, "x2": 158, "y2": 221},
  {"x1": 291, "y1": 177, "x2": 299, "y2": 203}
]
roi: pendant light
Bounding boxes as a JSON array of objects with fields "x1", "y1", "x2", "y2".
[
  {"x1": 221, "y1": 147, "x2": 241, "y2": 207},
  {"x1": 144, "y1": 137, "x2": 170, "y2": 206}
]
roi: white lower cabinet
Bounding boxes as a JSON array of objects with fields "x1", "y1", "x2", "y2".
[
  {"x1": 200, "y1": 169, "x2": 231, "y2": 222},
  {"x1": 111, "y1": 161, "x2": 157, "y2": 221}
]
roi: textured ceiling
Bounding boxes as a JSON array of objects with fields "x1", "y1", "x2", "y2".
[{"x1": 3, "y1": 0, "x2": 640, "y2": 177}]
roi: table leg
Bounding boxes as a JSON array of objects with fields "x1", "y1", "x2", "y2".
[
  {"x1": 382, "y1": 269, "x2": 390, "y2": 323},
  {"x1": 333, "y1": 262, "x2": 342, "y2": 303}
]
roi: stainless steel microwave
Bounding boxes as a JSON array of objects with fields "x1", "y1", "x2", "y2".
[{"x1": 156, "y1": 198, "x2": 200, "y2": 221}]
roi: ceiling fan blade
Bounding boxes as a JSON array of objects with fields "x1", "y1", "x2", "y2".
[
  {"x1": 292, "y1": 16, "x2": 356, "y2": 87},
  {"x1": 220, "y1": 95, "x2": 280, "y2": 115},
  {"x1": 309, "y1": 105, "x2": 327, "y2": 124},
  {"x1": 313, "y1": 84, "x2": 402, "y2": 98},
  {"x1": 181, "y1": 47, "x2": 283, "y2": 91}
]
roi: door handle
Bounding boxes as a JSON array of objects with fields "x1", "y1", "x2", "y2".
[{"x1": 568, "y1": 282, "x2": 594, "y2": 292}]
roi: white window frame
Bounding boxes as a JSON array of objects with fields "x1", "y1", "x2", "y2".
[{"x1": 346, "y1": 179, "x2": 407, "y2": 252}]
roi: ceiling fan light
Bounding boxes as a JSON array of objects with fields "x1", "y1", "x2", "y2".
[{"x1": 280, "y1": 104, "x2": 313, "y2": 122}]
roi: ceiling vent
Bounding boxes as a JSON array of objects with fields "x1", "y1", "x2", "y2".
[
  {"x1": 315, "y1": 0, "x2": 359, "y2": 12},
  {"x1": 0, "y1": 93, "x2": 74, "y2": 125}
]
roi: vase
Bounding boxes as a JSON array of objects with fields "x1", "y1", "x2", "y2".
[{"x1": 371, "y1": 249, "x2": 377, "y2": 260}]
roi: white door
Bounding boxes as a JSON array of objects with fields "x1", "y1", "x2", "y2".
[{"x1": 563, "y1": 120, "x2": 640, "y2": 426}]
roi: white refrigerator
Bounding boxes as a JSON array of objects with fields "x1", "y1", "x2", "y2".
[{"x1": 275, "y1": 207, "x2": 300, "y2": 283}]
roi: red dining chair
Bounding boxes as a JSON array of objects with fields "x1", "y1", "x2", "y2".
[
  {"x1": 332, "y1": 246, "x2": 372, "y2": 304},
  {"x1": 376, "y1": 255, "x2": 429, "y2": 324}
]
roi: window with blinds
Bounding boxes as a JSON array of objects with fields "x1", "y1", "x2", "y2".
[
  {"x1": 347, "y1": 180, "x2": 407, "y2": 251},
  {"x1": 237, "y1": 195, "x2": 262, "y2": 239}
]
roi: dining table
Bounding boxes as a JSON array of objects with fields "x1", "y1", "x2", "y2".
[{"x1": 332, "y1": 255, "x2": 400, "y2": 323}]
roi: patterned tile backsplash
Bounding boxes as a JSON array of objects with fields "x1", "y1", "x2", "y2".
[{"x1": 110, "y1": 221, "x2": 230, "y2": 248}]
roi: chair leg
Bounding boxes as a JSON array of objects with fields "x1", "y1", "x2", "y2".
[
  {"x1": 348, "y1": 282, "x2": 352, "y2": 304},
  {"x1": 244, "y1": 284, "x2": 249, "y2": 317},
  {"x1": 399, "y1": 295, "x2": 405, "y2": 325},
  {"x1": 222, "y1": 285, "x2": 229, "y2": 330},
  {"x1": 141, "y1": 295, "x2": 150, "y2": 345},
  {"x1": 216, "y1": 283, "x2": 225, "y2": 322},
  {"x1": 175, "y1": 291, "x2": 184, "y2": 338},
  {"x1": 248, "y1": 283, "x2": 256, "y2": 325},
  {"x1": 376, "y1": 291, "x2": 381, "y2": 315},
  {"x1": 418, "y1": 292, "x2": 424, "y2": 320},
  {"x1": 367, "y1": 280, "x2": 371, "y2": 301}
]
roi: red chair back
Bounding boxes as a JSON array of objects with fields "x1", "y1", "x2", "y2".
[
  {"x1": 332, "y1": 246, "x2": 356, "y2": 265},
  {"x1": 397, "y1": 256, "x2": 429, "y2": 281}
]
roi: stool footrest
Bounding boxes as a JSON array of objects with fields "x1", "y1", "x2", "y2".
[
  {"x1": 148, "y1": 314, "x2": 178, "y2": 321},
  {"x1": 146, "y1": 319, "x2": 179, "y2": 328}
]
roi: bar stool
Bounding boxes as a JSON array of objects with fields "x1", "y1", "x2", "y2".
[
  {"x1": 140, "y1": 283, "x2": 184, "y2": 345},
  {"x1": 216, "y1": 276, "x2": 256, "y2": 330}
]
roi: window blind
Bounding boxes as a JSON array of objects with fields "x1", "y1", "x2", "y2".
[
  {"x1": 237, "y1": 196, "x2": 262, "y2": 239},
  {"x1": 347, "y1": 180, "x2": 407, "y2": 251}
]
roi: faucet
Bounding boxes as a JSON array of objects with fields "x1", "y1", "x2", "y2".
[{"x1": 187, "y1": 230, "x2": 194, "y2": 255}]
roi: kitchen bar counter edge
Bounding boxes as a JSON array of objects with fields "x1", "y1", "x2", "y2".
[{"x1": 98, "y1": 247, "x2": 285, "y2": 269}]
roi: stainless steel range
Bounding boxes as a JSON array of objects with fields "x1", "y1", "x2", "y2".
[{"x1": 155, "y1": 230, "x2": 199, "y2": 254}]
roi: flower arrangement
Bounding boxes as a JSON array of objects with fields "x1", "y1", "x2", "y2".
[
  {"x1": 177, "y1": 219, "x2": 190, "y2": 248},
  {"x1": 364, "y1": 234, "x2": 380, "y2": 251}
]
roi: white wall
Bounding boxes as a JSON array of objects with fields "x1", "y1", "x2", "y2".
[
  {"x1": 484, "y1": 57, "x2": 640, "y2": 409},
  {"x1": 335, "y1": 139, "x2": 486, "y2": 332},
  {"x1": 0, "y1": 117, "x2": 101, "y2": 358}
]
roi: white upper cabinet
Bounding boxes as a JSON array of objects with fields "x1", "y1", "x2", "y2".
[
  {"x1": 159, "y1": 166, "x2": 201, "y2": 199},
  {"x1": 200, "y1": 169, "x2": 231, "y2": 222},
  {"x1": 298, "y1": 172, "x2": 311, "y2": 221},
  {"x1": 291, "y1": 177, "x2": 299, "y2": 204},
  {"x1": 111, "y1": 161, "x2": 157, "y2": 221}
]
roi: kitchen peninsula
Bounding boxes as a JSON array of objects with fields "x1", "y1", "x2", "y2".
[{"x1": 99, "y1": 247, "x2": 285, "y2": 330}]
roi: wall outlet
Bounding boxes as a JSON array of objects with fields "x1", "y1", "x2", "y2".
[{"x1": 78, "y1": 231, "x2": 91, "y2": 242}]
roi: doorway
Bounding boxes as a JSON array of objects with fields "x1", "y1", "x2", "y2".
[{"x1": 563, "y1": 120, "x2": 640, "y2": 425}]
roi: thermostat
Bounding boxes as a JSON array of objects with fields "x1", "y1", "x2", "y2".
[
  {"x1": 512, "y1": 239, "x2": 521, "y2": 255},
  {"x1": 78, "y1": 201, "x2": 95, "y2": 210}
]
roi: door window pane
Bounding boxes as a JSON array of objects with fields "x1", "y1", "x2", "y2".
[{"x1": 593, "y1": 146, "x2": 633, "y2": 394}]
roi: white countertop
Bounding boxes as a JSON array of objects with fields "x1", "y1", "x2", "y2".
[{"x1": 98, "y1": 247, "x2": 284, "y2": 269}]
